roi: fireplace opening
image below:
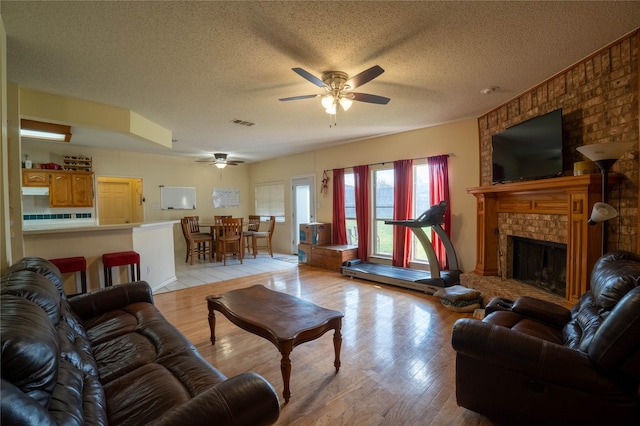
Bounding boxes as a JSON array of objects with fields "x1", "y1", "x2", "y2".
[{"x1": 512, "y1": 236, "x2": 567, "y2": 297}]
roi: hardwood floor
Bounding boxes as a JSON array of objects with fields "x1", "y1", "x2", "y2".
[{"x1": 154, "y1": 265, "x2": 496, "y2": 425}]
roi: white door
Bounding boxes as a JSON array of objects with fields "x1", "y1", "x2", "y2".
[{"x1": 291, "y1": 176, "x2": 315, "y2": 253}]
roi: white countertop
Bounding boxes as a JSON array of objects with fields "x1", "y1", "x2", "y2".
[{"x1": 23, "y1": 220, "x2": 179, "y2": 235}]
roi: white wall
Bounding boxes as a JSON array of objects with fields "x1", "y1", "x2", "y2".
[
  {"x1": 249, "y1": 118, "x2": 480, "y2": 272},
  {"x1": 18, "y1": 118, "x2": 480, "y2": 273}
]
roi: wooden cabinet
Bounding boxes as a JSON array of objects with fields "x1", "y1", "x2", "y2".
[
  {"x1": 70, "y1": 173, "x2": 94, "y2": 207},
  {"x1": 304, "y1": 244, "x2": 358, "y2": 272},
  {"x1": 22, "y1": 170, "x2": 94, "y2": 207},
  {"x1": 22, "y1": 170, "x2": 50, "y2": 187},
  {"x1": 49, "y1": 172, "x2": 73, "y2": 207}
]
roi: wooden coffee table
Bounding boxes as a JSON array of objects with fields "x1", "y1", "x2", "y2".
[{"x1": 206, "y1": 284, "x2": 344, "y2": 403}]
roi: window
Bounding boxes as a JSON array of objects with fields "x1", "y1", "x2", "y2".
[
  {"x1": 344, "y1": 162, "x2": 431, "y2": 263},
  {"x1": 344, "y1": 172, "x2": 357, "y2": 245},
  {"x1": 412, "y1": 163, "x2": 430, "y2": 262},
  {"x1": 372, "y1": 168, "x2": 394, "y2": 257},
  {"x1": 255, "y1": 181, "x2": 285, "y2": 222}
]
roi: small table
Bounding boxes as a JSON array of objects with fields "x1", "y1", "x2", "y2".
[{"x1": 206, "y1": 285, "x2": 344, "y2": 403}]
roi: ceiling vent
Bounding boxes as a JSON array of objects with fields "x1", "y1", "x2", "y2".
[{"x1": 230, "y1": 119, "x2": 255, "y2": 127}]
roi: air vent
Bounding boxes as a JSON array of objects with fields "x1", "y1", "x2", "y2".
[{"x1": 230, "y1": 119, "x2": 256, "y2": 127}]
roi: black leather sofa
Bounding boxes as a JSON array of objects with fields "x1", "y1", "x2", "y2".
[
  {"x1": 1, "y1": 257, "x2": 280, "y2": 426},
  {"x1": 452, "y1": 250, "x2": 640, "y2": 425}
]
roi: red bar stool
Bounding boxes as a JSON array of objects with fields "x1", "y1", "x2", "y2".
[
  {"x1": 102, "y1": 251, "x2": 140, "y2": 287},
  {"x1": 49, "y1": 256, "x2": 87, "y2": 293}
]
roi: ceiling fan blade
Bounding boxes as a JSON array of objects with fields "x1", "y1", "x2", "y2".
[
  {"x1": 228, "y1": 160, "x2": 245, "y2": 165},
  {"x1": 279, "y1": 94, "x2": 320, "y2": 102},
  {"x1": 195, "y1": 159, "x2": 214, "y2": 163},
  {"x1": 351, "y1": 92, "x2": 390, "y2": 105},
  {"x1": 292, "y1": 68, "x2": 326, "y2": 88},
  {"x1": 346, "y1": 65, "x2": 385, "y2": 89}
]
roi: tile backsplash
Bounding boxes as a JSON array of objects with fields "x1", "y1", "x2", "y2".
[{"x1": 22, "y1": 195, "x2": 95, "y2": 226}]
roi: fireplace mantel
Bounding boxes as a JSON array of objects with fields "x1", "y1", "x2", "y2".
[{"x1": 467, "y1": 174, "x2": 615, "y2": 304}]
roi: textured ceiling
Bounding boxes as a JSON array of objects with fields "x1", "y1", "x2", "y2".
[{"x1": 2, "y1": 1, "x2": 639, "y2": 163}]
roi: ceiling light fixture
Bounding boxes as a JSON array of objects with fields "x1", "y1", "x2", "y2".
[
  {"x1": 480, "y1": 86, "x2": 500, "y2": 95},
  {"x1": 20, "y1": 119, "x2": 72, "y2": 142},
  {"x1": 215, "y1": 162, "x2": 227, "y2": 169}
]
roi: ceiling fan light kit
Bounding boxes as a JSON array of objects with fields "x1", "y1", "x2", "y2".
[
  {"x1": 280, "y1": 65, "x2": 390, "y2": 126},
  {"x1": 195, "y1": 152, "x2": 244, "y2": 169}
]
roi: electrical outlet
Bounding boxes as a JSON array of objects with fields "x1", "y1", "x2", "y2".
[{"x1": 146, "y1": 266, "x2": 151, "y2": 275}]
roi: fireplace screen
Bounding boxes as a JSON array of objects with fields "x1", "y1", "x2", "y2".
[{"x1": 512, "y1": 236, "x2": 567, "y2": 297}]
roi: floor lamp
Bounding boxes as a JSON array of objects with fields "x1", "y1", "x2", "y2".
[{"x1": 576, "y1": 141, "x2": 634, "y2": 254}]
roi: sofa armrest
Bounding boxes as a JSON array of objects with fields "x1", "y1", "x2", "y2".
[
  {"x1": 149, "y1": 372, "x2": 280, "y2": 426},
  {"x1": 511, "y1": 296, "x2": 571, "y2": 327},
  {"x1": 451, "y1": 318, "x2": 619, "y2": 393},
  {"x1": 1, "y1": 379, "x2": 57, "y2": 426},
  {"x1": 68, "y1": 281, "x2": 154, "y2": 320}
]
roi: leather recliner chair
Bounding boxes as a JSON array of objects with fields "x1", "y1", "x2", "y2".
[{"x1": 452, "y1": 250, "x2": 640, "y2": 425}]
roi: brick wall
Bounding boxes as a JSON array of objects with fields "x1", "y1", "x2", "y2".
[{"x1": 478, "y1": 30, "x2": 639, "y2": 253}]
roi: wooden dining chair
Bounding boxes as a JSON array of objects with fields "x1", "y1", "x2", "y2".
[
  {"x1": 217, "y1": 217, "x2": 243, "y2": 265},
  {"x1": 181, "y1": 218, "x2": 214, "y2": 265},
  {"x1": 183, "y1": 216, "x2": 201, "y2": 233},
  {"x1": 252, "y1": 216, "x2": 275, "y2": 258},
  {"x1": 183, "y1": 216, "x2": 206, "y2": 258},
  {"x1": 244, "y1": 215, "x2": 261, "y2": 256}
]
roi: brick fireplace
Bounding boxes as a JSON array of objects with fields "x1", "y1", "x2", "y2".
[
  {"x1": 468, "y1": 30, "x2": 639, "y2": 304},
  {"x1": 467, "y1": 174, "x2": 611, "y2": 304}
]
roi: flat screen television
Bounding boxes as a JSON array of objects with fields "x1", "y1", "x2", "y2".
[{"x1": 491, "y1": 109, "x2": 564, "y2": 183}]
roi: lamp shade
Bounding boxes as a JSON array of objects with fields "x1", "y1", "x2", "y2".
[
  {"x1": 576, "y1": 141, "x2": 634, "y2": 162},
  {"x1": 588, "y1": 202, "x2": 618, "y2": 225}
]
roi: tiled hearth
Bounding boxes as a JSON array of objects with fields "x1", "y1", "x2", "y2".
[{"x1": 460, "y1": 273, "x2": 570, "y2": 309}]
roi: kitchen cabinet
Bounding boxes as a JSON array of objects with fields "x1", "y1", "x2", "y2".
[
  {"x1": 22, "y1": 170, "x2": 49, "y2": 187},
  {"x1": 70, "y1": 173, "x2": 94, "y2": 207},
  {"x1": 22, "y1": 170, "x2": 94, "y2": 207},
  {"x1": 49, "y1": 172, "x2": 73, "y2": 207}
]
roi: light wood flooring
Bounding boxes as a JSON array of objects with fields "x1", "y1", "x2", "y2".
[{"x1": 154, "y1": 265, "x2": 496, "y2": 425}]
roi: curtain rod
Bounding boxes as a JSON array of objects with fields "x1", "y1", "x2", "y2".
[{"x1": 323, "y1": 153, "x2": 454, "y2": 173}]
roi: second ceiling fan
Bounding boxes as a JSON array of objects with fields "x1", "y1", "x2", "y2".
[
  {"x1": 279, "y1": 65, "x2": 390, "y2": 117},
  {"x1": 195, "y1": 153, "x2": 244, "y2": 169}
]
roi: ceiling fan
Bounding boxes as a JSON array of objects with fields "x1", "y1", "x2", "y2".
[
  {"x1": 279, "y1": 65, "x2": 390, "y2": 120},
  {"x1": 195, "y1": 153, "x2": 244, "y2": 169}
]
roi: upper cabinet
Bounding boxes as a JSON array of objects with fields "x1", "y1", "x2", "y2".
[
  {"x1": 22, "y1": 170, "x2": 49, "y2": 187},
  {"x1": 70, "y1": 173, "x2": 94, "y2": 207},
  {"x1": 22, "y1": 169, "x2": 94, "y2": 207}
]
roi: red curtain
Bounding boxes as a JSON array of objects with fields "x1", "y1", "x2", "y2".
[
  {"x1": 353, "y1": 165, "x2": 369, "y2": 262},
  {"x1": 428, "y1": 155, "x2": 451, "y2": 270},
  {"x1": 392, "y1": 160, "x2": 413, "y2": 267},
  {"x1": 332, "y1": 168, "x2": 347, "y2": 245}
]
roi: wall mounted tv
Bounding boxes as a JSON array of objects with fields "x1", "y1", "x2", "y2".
[{"x1": 491, "y1": 108, "x2": 564, "y2": 184}]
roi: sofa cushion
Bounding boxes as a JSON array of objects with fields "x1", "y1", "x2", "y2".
[
  {"x1": 484, "y1": 310, "x2": 563, "y2": 344},
  {"x1": 1, "y1": 294, "x2": 59, "y2": 408},
  {"x1": 589, "y1": 287, "x2": 640, "y2": 378},
  {"x1": 590, "y1": 251, "x2": 640, "y2": 314},
  {"x1": 6, "y1": 257, "x2": 66, "y2": 300},
  {"x1": 1, "y1": 270, "x2": 61, "y2": 325}
]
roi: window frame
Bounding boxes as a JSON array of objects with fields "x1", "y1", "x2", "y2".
[{"x1": 255, "y1": 181, "x2": 285, "y2": 222}]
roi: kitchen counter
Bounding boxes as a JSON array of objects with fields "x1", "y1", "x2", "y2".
[
  {"x1": 23, "y1": 220, "x2": 178, "y2": 234},
  {"x1": 23, "y1": 221, "x2": 179, "y2": 293}
]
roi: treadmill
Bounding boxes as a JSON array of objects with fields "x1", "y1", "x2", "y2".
[{"x1": 341, "y1": 201, "x2": 461, "y2": 294}]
